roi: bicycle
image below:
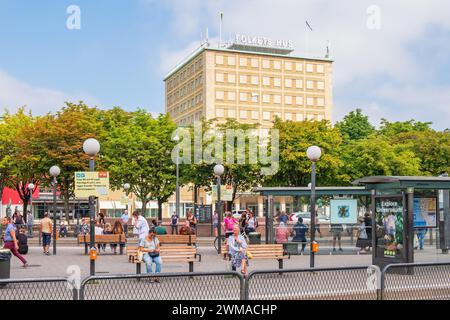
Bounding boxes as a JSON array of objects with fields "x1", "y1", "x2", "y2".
[{"x1": 214, "y1": 229, "x2": 249, "y2": 253}]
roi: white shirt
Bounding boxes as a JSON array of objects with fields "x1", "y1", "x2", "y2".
[
  {"x1": 133, "y1": 216, "x2": 150, "y2": 240},
  {"x1": 94, "y1": 226, "x2": 103, "y2": 235}
]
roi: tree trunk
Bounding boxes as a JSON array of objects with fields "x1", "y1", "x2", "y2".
[
  {"x1": 141, "y1": 199, "x2": 147, "y2": 218},
  {"x1": 22, "y1": 201, "x2": 28, "y2": 222},
  {"x1": 64, "y1": 194, "x2": 70, "y2": 223},
  {"x1": 193, "y1": 185, "x2": 198, "y2": 219},
  {"x1": 157, "y1": 199, "x2": 163, "y2": 222}
]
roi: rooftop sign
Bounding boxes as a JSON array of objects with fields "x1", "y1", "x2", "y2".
[{"x1": 233, "y1": 34, "x2": 294, "y2": 50}]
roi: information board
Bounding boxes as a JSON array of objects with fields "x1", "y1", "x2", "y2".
[
  {"x1": 413, "y1": 197, "x2": 437, "y2": 228},
  {"x1": 74, "y1": 172, "x2": 109, "y2": 198}
]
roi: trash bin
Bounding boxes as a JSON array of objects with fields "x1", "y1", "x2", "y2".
[
  {"x1": 0, "y1": 249, "x2": 11, "y2": 280},
  {"x1": 283, "y1": 242, "x2": 299, "y2": 255},
  {"x1": 248, "y1": 232, "x2": 261, "y2": 245}
]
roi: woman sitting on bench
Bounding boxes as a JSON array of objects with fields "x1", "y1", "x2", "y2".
[{"x1": 139, "y1": 228, "x2": 162, "y2": 281}]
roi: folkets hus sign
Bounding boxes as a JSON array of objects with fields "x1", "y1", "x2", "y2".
[{"x1": 234, "y1": 34, "x2": 294, "y2": 49}]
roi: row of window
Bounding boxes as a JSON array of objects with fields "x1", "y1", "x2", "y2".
[
  {"x1": 177, "y1": 111, "x2": 203, "y2": 126},
  {"x1": 215, "y1": 72, "x2": 325, "y2": 90},
  {"x1": 168, "y1": 93, "x2": 203, "y2": 115},
  {"x1": 167, "y1": 58, "x2": 204, "y2": 90},
  {"x1": 215, "y1": 109, "x2": 325, "y2": 122},
  {"x1": 167, "y1": 75, "x2": 203, "y2": 105},
  {"x1": 215, "y1": 91, "x2": 326, "y2": 107},
  {"x1": 215, "y1": 55, "x2": 325, "y2": 74}
]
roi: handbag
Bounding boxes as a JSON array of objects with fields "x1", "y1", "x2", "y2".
[
  {"x1": 246, "y1": 250, "x2": 253, "y2": 260},
  {"x1": 148, "y1": 238, "x2": 160, "y2": 258}
]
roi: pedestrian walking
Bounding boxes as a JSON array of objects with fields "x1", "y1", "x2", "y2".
[
  {"x1": 40, "y1": 212, "x2": 53, "y2": 255},
  {"x1": 228, "y1": 225, "x2": 249, "y2": 277},
  {"x1": 330, "y1": 223, "x2": 344, "y2": 252},
  {"x1": 213, "y1": 211, "x2": 219, "y2": 237},
  {"x1": 415, "y1": 227, "x2": 427, "y2": 250},
  {"x1": 1, "y1": 217, "x2": 28, "y2": 267},
  {"x1": 170, "y1": 211, "x2": 179, "y2": 235},
  {"x1": 292, "y1": 218, "x2": 308, "y2": 253},
  {"x1": 139, "y1": 228, "x2": 162, "y2": 280}
]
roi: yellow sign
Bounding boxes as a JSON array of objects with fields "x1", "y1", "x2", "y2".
[
  {"x1": 121, "y1": 196, "x2": 132, "y2": 206},
  {"x1": 212, "y1": 185, "x2": 233, "y2": 202},
  {"x1": 74, "y1": 172, "x2": 109, "y2": 198}
]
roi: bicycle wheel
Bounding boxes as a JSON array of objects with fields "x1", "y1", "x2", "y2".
[{"x1": 214, "y1": 235, "x2": 226, "y2": 252}]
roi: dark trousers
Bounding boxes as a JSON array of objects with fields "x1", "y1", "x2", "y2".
[{"x1": 171, "y1": 225, "x2": 178, "y2": 235}]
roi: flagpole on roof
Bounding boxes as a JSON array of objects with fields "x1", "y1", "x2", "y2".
[
  {"x1": 305, "y1": 20, "x2": 313, "y2": 58},
  {"x1": 219, "y1": 12, "x2": 224, "y2": 48}
]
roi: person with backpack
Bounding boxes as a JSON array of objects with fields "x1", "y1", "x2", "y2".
[
  {"x1": 222, "y1": 211, "x2": 237, "y2": 260},
  {"x1": 245, "y1": 211, "x2": 258, "y2": 234}
]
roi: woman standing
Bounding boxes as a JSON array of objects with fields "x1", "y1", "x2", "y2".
[
  {"x1": 186, "y1": 211, "x2": 197, "y2": 232},
  {"x1": 228, "y1": 225, "x2": 248, "y2": 276},
  {"x1": 245, "y1": 212, "x2": 257, "y2": 234},
  {"x1": 356, "y1": 217, "x2": 370, "y2": 254},
  {"x1": 139, "y1": 228, "x2": 162, "y2": 281},
  {"x1": 111, "y1": 220, "x2": 125, "y2": 255}
]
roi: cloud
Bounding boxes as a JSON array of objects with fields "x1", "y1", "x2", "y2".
[
  {"x1": 157, "y1": 0, "x2": 450, "y2": 129},
  {"x1": 0, "y1": 69, "x2": 100, "y2": 115}
]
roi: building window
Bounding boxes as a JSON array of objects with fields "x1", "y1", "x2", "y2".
[
  {"x1": 228, "y1": 91, "x2": 236, "y2": 101},
  {"x1": 306, "y1": 64, "x2": 314, "y2": 73},
  {"x1": 263, "y1": 94, "x2": 270, "y2": 103},
  {"x1": 285, "y1": 62, "x2": 292, "y2": 70},
  {"x1": 251, "y1": 93, "x2": 259, "y2": 103},
  {"x1": 240, "y1": 58, "x2": 247, "y2": 67},
  {"x1": 296, "y1": 79, "x2": 303, "y2": 89},
  {"x1": 228, "y1": 56, "x2": 236, "y2": 66},
  {"x1": 240, "y1": 110, "x2": 248, "y2": 119},
  {"x1": 228, "y1": 109, "x2": 236, "y2": 118},
  {"x1": 306, "y1": 80, "x2": 314, "y2": 89},
  {"x1": 307, "y1": 97, "x2": 314, "y2": 106},
  {"x1": 228, "y1": 74, "x2": 236, "y2": 83},
  {"x1": 285, "y1": 96, "x2": 292, "y2": 105},
  {"x1": 263, "y1": 112, "x2": 270, "y2": 120},
  {"x1": 216, "y1": 109, "x2": 224, "y2": 117},
  {"x1": 296, "y1": 113, "x2": 304, "y2": 121},
  {"x1": 252, "y1": 111, "x2": 259, "y2": 120},
  {"x1": 273, "y1": 61, "x2": 281, "y2": 70},
  {"x1": 216, "y1": 55, "x2": 224, "y2": 65},
  {"x1": 240, "y1": 92, "x2": 248, "y2": 101},
  {"x1": 317, "y1": 81, "x2": 325, "y2": 90},
  {"x1": 317, "y1": 97, "x2": 325, "y2": 106},
  {"x1": 251, "y1": 58, "x2": 259, "y2": 68},
  {"x1": 274, "y1": 112, "x2": 281, "y2": 119},
  {"x1": 216, "y1": 91, "x2": 224, "y2": 100},
  {"x1": 317, "y1": 65, "x2": 324, "y2": 73},
  {"x1": 216, "y1": 73, "x2": 224, "y2": 82},
  {"x1": 274, "y1": 78, "x2": 281, "y2": 87},
  {"x1": 296, "y1": 62, "x2": 303, "y2": 72},
  {"x1": 263, "y1": 59, "x2": 270, "y2": 69},
  {"x1": 251, "y1": 75, "x2": 259, "y2": 85},
  {"x1": 274, "y1": 95, "x2": 281, "y2": 104},
  {"x1": 263, "y1": 77, "x2": 270, "y2": 86},
  {"x1": 307, "y1": 114, "x2": 316, "y2": 120},
  {"x1": 285, "y1": 78, "x2": 292, "y2": 88},
  {"x1": 240, "y1": 75, "x2": 247, "y2": 84},
  {"x1": 296, "y1": 96, "x2": 303, "y2": 105},
  {"x1": 285, "y1": 113, "x2": 292, "y2": 120}
]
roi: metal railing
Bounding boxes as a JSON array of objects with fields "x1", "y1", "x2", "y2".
[
  {"x1": 381, "y1": 262, "x2": 450, "y2": 300},
  {"x1": 1, "y1": 262, "x2": 450, "y2": 300},
  {"x1": 79, "y1": 271, "x2": 244, "y2": 300},
  {"x1": 245, "y1": 266, "x2": 380, "y2": 300},
  {"x1": 0, "y1": 277, "x2": 78, "y2": 300}
]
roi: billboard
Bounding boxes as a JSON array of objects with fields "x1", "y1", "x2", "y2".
[
  {"x1": 375, "y1": 196, "x2": 404, "y2": 259},
  {"x1": 74, "y1": 172, "x2": 109, "y2": 198},
  {"x1": 330, "y1": 199, "x2": 358, "y2": 224},
  {"x1": 212, "y1": 185, "x2": 233, "y2": 202},
  {"x1": 413, "y1": 198, "x2": 437, "y2": 228}
]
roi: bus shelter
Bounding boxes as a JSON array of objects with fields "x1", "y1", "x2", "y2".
[
  {"x1": 353, "y1": 176, "x2": 450, "y2": 269},
  {"x1": 253, "y1": 187, "x2": 372, "y2": 244}
]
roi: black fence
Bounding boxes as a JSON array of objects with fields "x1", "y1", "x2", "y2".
[{"x1": 1, "y1": 262, "x2": 450, "y2": 300}]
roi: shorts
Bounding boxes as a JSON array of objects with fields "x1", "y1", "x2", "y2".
[
  {"x1": 225, "y1": 231, "x2": 233, "y2": 238},
  {"x1": 213, "y1": 222, "x2": 219, "y2": 229},
  {"x1": 42, "y1": 233, "x2": 52, "y2": 246},
  {"x1": 332, "y1": 232, "x2": 342, "y2": 240}
]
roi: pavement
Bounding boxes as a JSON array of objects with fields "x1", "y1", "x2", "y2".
[{"x1": 6, "y1": 243, "x2": 450, "y2": 279}]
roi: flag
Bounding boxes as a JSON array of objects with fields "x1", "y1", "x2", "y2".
[{"x1": 306, "y1": 20, "x2": 313, "y2": 32}]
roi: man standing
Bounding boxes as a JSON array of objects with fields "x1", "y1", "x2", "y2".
[
  {"x1": 1, "y1": 217, "x2": 28, "y2": 267},
  {"x1": 40, "y1": 212, "x2": 53, "y2": 255},
  {"x1": 26, "y1": 210, "x2": 34, "y2": 238},
  {"x1": 132, "y1": 211, "x2": 149, "y2": 240},
  {"x1": 170, "y1": 211, "x2": 179, "y2": 235},
  {"x1": 120, "y1": 210, "x2": 129, "y2": 237}
]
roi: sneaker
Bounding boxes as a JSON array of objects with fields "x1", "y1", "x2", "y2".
[
  {"x1": 333, "y1": 248, "x2": 337, "y2": 252},
  {"x1": 22, "y1": 263, "x2": 29, "y2": 268},
  {"x1": 339, "y1": 248, "x2": 344, "y2": 252}
]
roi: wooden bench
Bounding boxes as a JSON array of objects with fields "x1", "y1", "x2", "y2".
[
  {"x1": 226, "y1": 244, "x2": 290, "y2": 269},
  {"x1": 127, "y1": 245, "x2": 201, "y2": 274},
  {"x1": 157, "y1": 235, "x2": 197, "y2": 246},
  {"x1": 78, "y1": 234, "x2": 127, "y2": 255}
]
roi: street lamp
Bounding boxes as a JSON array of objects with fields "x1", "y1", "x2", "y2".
[
  {"x1": 27, "y1": 183, "x2": 35, "y2": 238},
  {"x1": 173, "y1": 133, "x2": 180, "y2": 223},
  {"x1": 214, "y1": 164, "x2": 225, "y2": 254},
  {"x1": 123, "y1": 183, "x2": 130, "y2": 237},
  {"x1": 49, "y1": 166, "x2": 60, "y2": 255},
  {"x1": 83, "y1": 138, "x2": 100, "y2": 276},
  {"x1": 307, "y1": 146, "x2": 321, "y2": 268}
]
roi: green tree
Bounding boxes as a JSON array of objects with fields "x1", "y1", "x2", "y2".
[{"x1": 335, "y1": 109, "x2": 375, "y2": 142}]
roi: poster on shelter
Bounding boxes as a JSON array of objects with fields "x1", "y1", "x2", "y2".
[
  {"x1": 413, "y1": 198, "x2": 437, "y2": 228},
  {"x1": 330, "y1": 199, "x2": 358, "y2": 224},
  {"x1": 375, "y1": 196, "x2": 404, "y2": 259}
]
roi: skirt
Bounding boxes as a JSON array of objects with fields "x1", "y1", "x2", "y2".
[{"x1": 356, "y1": 238, "x2": 371, "y2": 248}]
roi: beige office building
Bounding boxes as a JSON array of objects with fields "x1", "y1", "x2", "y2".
[{"x1": 165, "y1": 41, "x2": 334, "y2": 133}]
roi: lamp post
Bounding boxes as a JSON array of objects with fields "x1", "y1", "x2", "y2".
[
  {"x1": 123, "y1": 183, "x2": 130, "y2": 237},
  {"x1": 27, "y1": 183, "x2": 35, "y2": 238},
  {"x1": 214, "y1": 164, "x2": 225, "y2": 254},
  {"x1": 83, "y1": 138, "x2": 100, "y2": 276},
  {"x1": 307, "y1": 146, "x2": 321, "y2": 268},
  {"x1": 49, "y1": 166, "x2": 60, "y2": 255},
  {"x1": 173, "y1": 133, "x2": 180, "y2": 223}
]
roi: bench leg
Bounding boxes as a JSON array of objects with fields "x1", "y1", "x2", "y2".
[
  {"x1": 189, "y1": 261, "x2": 194, "y2": 273},
  {"x1": 278, "y1": 259, "x2": 283, "y2": 270},
  {"x1": 119, "y1": 245, "x2": 124, "y2": 255},
  {"x1": 136, "y1": 263, "x2": 141, "y2": 275},
  {"x1": 85, "y1": 244, "x2": 88, "y2": 255}
]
